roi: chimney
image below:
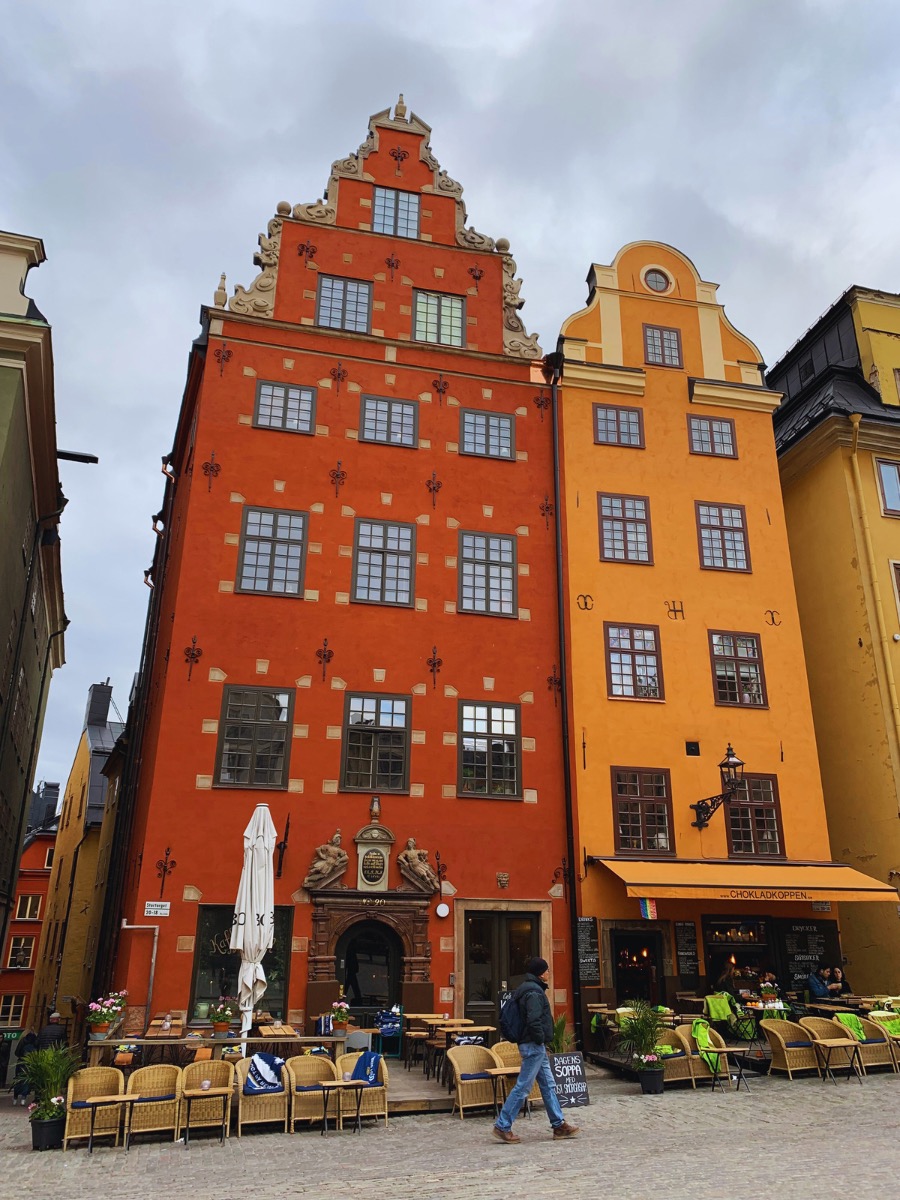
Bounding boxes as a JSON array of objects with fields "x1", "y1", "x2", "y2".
[{"x1": 85, "y1": 681, "x2": 113, "y2": 729}]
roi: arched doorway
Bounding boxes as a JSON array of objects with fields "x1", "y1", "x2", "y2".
[{"x1": 334, "y1": 920, "x2": 403, "y2": 1012}]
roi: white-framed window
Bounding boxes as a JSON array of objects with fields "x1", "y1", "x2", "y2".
[{"x1": 15, "y1": 895, "x2": 41, "y2": 920}]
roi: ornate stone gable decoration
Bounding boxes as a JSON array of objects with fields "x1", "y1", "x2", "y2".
[
  {"x1": 353, "y1": 797, "x2": 396, "y2": 893},
  {"x1": 224, "y1": 95, "x2": 542, "y2": 358},
  {"x1": 302, "y1": 829, "x2": 349, "y2": 891}
]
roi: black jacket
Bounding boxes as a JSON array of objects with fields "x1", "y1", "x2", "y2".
[
  {"x1": 36, "y1": 1023, "x2": 66, "y2": 1051},
  {"x1": 516, "y1": 974, "x2": 554, "y2": 1046}
]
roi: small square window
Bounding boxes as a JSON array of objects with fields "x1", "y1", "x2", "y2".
[
  {"x1": 877, "y1": 460, "x2": 900, "y2": 516},
  {"x1": 696, "y1": 502, "x2": 750, "y2": 571},
  {"x1": 459, "y1": 702, "x2": 521, "y2": 798},
  {"x1": 604, "y1": 623, "x2": 663, "y2": 700},
  {"x1": 372, "y1": 187, "x2": 419, "y2": 238},
  {"x1": 709, "y1": 631, "x2": 767, "y2": 707},
  {"x1": 413, "y1": 291, "x2": 464, "y2": 347},
  {"x1": 352, "y1": 519, "x2": 415, "y2": 607},
  {"x1": 644, "y1": 324, "x2": 682, "y2": 368},
  {"x1": 254, "y1": 381, "x2": 315, "y2": 434},
  {"x1": 688, "y1": 415, "x2": 737, "y2": 458},
  {"x1": 459, "y1": 532, "x2": 516, "y2": 616},
  {"x1": 593, "y1": 404, "x2": 644, "y2": 447},
  {"x1": 598, "y1": 494, "x2": 652, "y2": 564},
  {"x1": 316, "y1": 276, "x2": 372, "y2": 333},
  {"x1": 342, "y1": 693, "x2": 410, "y2": 792},
  {"x1": 237, "y1": 507, "x2": 308, "y2": 596},
  {"x1": 360, "y1": 396, "x2": 418, "y2": 447},
  {"x1": 460, "y1": 410, "x2": 515, "y2": 460}
]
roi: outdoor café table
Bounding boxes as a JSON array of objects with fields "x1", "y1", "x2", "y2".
[
  {"x1": 485, "y1": 1065, "x2": 520, "y2": 1119},
  {"x1": 739, "y1": 1004, "x2": 786, "y2": 1059},
  {"x1": 697, "y1": 1047, "x2": 750, "y2": 1094},
  {"x1": 813, "y1": 1037, "x2": 864, "y2": 1085},
  {"x1": 317, "y1": 1079, "x2": 368, "y2": 1136},
  {"x1": 85, "y1": 1094, "x2": 142, "y2": 1155},
  {"x1": 87, "y1": 1033, "x2": 348, "y2": 1069},
  {"x1": 182, "y1": 1086, "x2": 232, "y2": 1147},
  {"x1": 440, "y1": 1026, "x2": 497, "y2": 1086}
]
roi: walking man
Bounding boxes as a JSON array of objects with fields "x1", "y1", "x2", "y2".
[{"x1": 492, "y1": 957, "x2": 579, "y2": 1143}]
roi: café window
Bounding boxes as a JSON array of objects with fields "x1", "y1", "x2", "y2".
[
  {"x1": 726, "y1": 775, "x2": 784, "y2": 857},
  {"x1": 190, "y1": 905, "x2": 292, "y2": 1021}
]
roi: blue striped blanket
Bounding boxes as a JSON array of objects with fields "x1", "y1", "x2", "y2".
[{"x1": 243, "y1": 1051, "x2": 285, "y2": 1095}]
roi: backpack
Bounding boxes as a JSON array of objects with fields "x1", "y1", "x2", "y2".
[{"x1": 499, "y1": 987, "x2": 529, "y2": 1043}]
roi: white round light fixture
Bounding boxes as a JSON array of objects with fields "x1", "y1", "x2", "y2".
[{"x1": 436, "y1": 902, "x2": 450, "y2": 919}]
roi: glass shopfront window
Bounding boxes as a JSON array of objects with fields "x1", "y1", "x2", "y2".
[{"x1": 190, "y1": 905, "x2": 292, "y2": 1021}]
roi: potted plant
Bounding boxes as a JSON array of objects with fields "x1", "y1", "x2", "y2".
[
  {"x1": 85, "y1": 990, "x2": 127, "y2": 1039},
  {"x1": 209, "y1": 997, "x2": 238, "y2": 1034},
  {"x1": 20, "y1": 1045, "x2": 79, "y2": 1151},
  {"x1": 330, "y1": 999, "x2": 351, "y2": 1031},
  {"x1": 618, "y1": 999, "x2": 667, "y2": 1095}
]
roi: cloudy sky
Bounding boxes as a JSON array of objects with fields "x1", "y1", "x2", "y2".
[{"x1": 3, "y1": 0, "x2": 900, "y2": 784}]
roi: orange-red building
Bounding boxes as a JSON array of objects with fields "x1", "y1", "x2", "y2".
[{"x1": 103, "y1": 100, "x2": 572, "y2": 1032}]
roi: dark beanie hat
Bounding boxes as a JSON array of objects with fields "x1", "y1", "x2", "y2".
[{"x1": 526, "y1": 957, "x2": 549, "y2": 977}]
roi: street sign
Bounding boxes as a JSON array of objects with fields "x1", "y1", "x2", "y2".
[{"x1": 144, "y1": 901, "x2": 170, "y2": 917}]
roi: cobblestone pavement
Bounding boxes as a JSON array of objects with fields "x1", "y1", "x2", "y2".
[{"x1": 2, "y1": 1069, "x2": 897, "y2": 1200}]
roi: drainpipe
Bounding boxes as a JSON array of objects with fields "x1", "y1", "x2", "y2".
[
  {"x1": 548, "y1": 352, "x2": 583, "y2": 1048},
  {"x1": 848, "y1": 413, "x2": 900, "y2": 801},
  {"x1": 120, "y1": 920, "x2": 159, "y2": 1024}
]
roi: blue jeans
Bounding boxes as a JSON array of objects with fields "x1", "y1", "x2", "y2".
[{"x1": 495, "y1": 1042, "x2": 565, "y2": 1130}]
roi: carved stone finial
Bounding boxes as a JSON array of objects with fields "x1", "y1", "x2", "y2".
[
  {"x1": 214, "y1": 273, "x2": 227, "y2": 307},
  {"x1": 397, "y1": 837, "x2": 440, "y2": 893},
  {"x1": 302, "y1": 829, "x2": 349, "y2": 891},
  {"x1": 395, "y1": 93, "x2": 407, "y2": 120},
  {"x1": 276, "y1": 200, "x2": 291, "y2": 217},
  {"x1": 370, "y1": 795, "x2": 381, "y2": 824},
  {"x1": 495, "y1": 237, "x2": 510, "y2": 254}
]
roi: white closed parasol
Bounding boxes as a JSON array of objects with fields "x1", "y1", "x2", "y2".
[{"x1": 229, "y1": 804, "x2": 278, "y2": 1053}]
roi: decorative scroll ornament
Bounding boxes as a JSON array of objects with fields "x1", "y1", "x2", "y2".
[
  {"x1": 214, "y1": 342, "x2": 232, "y2": 375},
  {"x1": 385, "y1": 253, "x2": 400, "y2": 282},
  {"x1": 316, "y1": 637, "x2": 334, "y2": 682},
  {"x1": 156, "y1": 847, "x2": 177, "y2": 898},
  {"x1": 229, "y1": 216, "x2": 283, "y2": 318},
  {"x1": 201, "y1": 452, "x2": 221, "y2": 492},
  {"x1": 426, "y1": 471, "x2": 442, "y2": 508},
  {"x1": 297, "y1": 238, "x2": 317, "y2": 263},
  {"x1": 330, "y1": 460, "x2": 347, "y2": 498},
  {"x1": 547, "y1": 664, "x2": 562, "y2": 706},
  {"x1": 499, "y1": 250, "x2": 542, "y2": 359},
  {"x1": 330, "y1": 361, "x2": 348, "y2": 395},
  {"x1": 533, "y1": 391, "x2": 550, "y2": 420},
  {"x1": 184, "y1": 636, "x2": 203, "y2": 681},
  {"x1": 427, "y1": 645, "x2": 442, "y2": 687},
  {"x1": 432, "y1": 373, "x2": 449, "y2": 405}
]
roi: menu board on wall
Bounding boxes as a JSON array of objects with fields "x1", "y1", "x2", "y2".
[
  {"x1": 674, "y1": 921, "x2": 699, "y2": 977},
  {"x1": 576, "y1": 916, "x2": 600, "y2": 983},
  {"x1": 772, "y1": 919, "x2": 840, "y2": 991}
]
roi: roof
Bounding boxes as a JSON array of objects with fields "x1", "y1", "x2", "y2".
[{"x1": 773, "y1": 366, "x2": 900, "y2": 454}]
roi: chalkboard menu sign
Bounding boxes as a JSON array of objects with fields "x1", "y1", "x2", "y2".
[
  {"x1": 549, "y1": 1051, "x2": 590, "y2": 1107},
  {"x1": 675, "y1": 921, "x2": 699, "y2": 977},
  {"x1": 576, "y1": 916, "x2": 600, "y2": 983},
  {"x1": 771, "y1": 919, "x2": 840, "y2": 992}
]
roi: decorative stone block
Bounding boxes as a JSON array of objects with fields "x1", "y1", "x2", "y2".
[
  {"x1": 288, "y1": 779, "x2": 304, "y2": 793},
  {"x1": 208, "y1": 668, "x2": 227, "y2": 682},
  {"x1": 373, "y1": 668, "x2": 386, "y2": 682},
  {"x1": 196, "y1": 775, "x2": 212, "y2": 790},
  {"x1": 218, "y1": 580, "x2": 234, "y2": 592},
  {"x1": 182, "y1": 886, "x2": 202, "y2": 902}
]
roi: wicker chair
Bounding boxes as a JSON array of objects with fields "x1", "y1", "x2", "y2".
[
  {"x1": 674, "y1": 1022, "x2": 727, "y2": 1085},
  {"x1": 656, "y1": 1028, "x2": 695, "y2": 1088},
  {"x1": 286, "y1": 1054, "x2": 338, "y2": 1131},
  {"x1": 335, "y1": 1052, "x2": 389, "y2": 1128},
  {"x1": 64, "y1": 1067, "x2": 125, "y2": 1150},
  {"x1": 235, "y1": 1057, "x2": 289, "y2": 1135},
  {"x1": 125, "y1": 1065, "x2": 182, "y2": 1142},
  {"x1": 446, "y1": 1045, "x2": 496, "y2": 1119},
  {"x1": 829, "y1": 1015, "x2": 897, "y2": 1073},
  {"x1": 868, "y1": 1011, "x2": 900, "y2": 1068},
  {"x1": 181, "y1": 1060, "x2": 234, "y2": 1138},
  {"x1": 490, "y1": 1040, "x2": 540, "y2": 1110},
  {"x1": 760, "y1": 1018, "x2": 820, "y2": 1079}
]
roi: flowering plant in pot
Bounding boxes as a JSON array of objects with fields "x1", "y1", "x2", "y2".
[
  {"x1": 617, "y1": 1000, "x2": 667, "y2": 1095},
  {"x1": 331, "y1": 999, "x2": 351, "y2": 1027},
  {"x1": 20, "y1": 1046, "x2": 79, "y2": 1151},
  {"x1": 85, "y1": 991, "x2": 127, "y2": 1037},
  {"x1": 208, "y1": 997, "x2": 237, "y2": 1030}
]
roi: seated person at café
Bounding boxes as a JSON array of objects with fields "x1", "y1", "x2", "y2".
[
  {"x1": 831, "y1": 965, "x2": 853, "y2": 995},
  {"x1": 807, "y1": 963, "x2": 842, "y2": 1000},
  {"x1": 713, "y1": 962, "x2": 740, "y2": 999},
  {"x1": 757, "y1": 969, "x2": 781, "y2": 995}
]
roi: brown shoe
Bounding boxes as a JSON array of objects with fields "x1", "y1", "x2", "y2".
[
  {"x1": 492, "y1": 1125, "x2": 521, "y2": 1144},
  {"x1": 552, "y1": 1121, "x2": 580, "y2": 1139}
]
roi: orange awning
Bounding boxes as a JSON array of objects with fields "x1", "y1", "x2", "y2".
[{"x1": 593, "y1": 858, "x2": 898, "y2": 903}]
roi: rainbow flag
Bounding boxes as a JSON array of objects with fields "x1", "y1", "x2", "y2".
[{"x1": 638, "y1": 898, "x2": 657, "y2": 920}]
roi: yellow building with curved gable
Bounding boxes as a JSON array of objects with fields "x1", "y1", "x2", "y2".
[{"x1": 550, "y1": 243, "x2": 894, "y2": 1023}]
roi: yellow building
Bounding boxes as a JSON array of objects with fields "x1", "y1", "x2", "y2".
[
  {"x1": 770, "y1": 287, "x2": 900, "y2": 994},
  {"x1": 551, "y1": 244, "x2": 894, "y2": 1024},
  {"x1": 29, "y1": 683, "x2": 122, "y2": 1034}
]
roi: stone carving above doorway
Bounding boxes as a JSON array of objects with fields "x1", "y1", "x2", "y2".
[
  {"x1": 396, "y1": 837, "x2": 440, "y2": 893},
  {"x1": 353, "y1": 798, "x2": 395, "y2": 893},
  {"x1": 302, "y1": 830, "x2": 349, "y2": 890}
]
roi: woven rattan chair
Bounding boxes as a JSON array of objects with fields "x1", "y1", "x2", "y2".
[
  {"x1": 446, "y1": 1045, "x2": 496, "y2": 1119},
  {"x1": 830, "y1": 1015, "x2": 897, "y2": 1073},
  {"x1": 235, "y1": 1057, "x2": 289, "y2": 1135},
  {"x1": 760, "y1": 1018, "x2": 820, "y2": 1079},
  {"x1": 799, "y1": 1015, "x2": 868, "y2": 1077},
  {"x1": 64, "y1": 1067, "x2": 125, "y2": 1150},
  {"x1": 656, "y1": 1028, "x2": 695, "y2": 1088},
  {"x1": 868, "y1": 1011, "x2": 900, "y2": 1068},
  {"x1": 674, "y1": 1022, "x2": 727, "y2": 1085},
  {"x1": 125, "y1": 1065, "x2": 182, "y2": 1141},
  {"x1": 335, "y1": 1052, "x2": 389, "y2": 1128},
  {"x1": 285, "y1": 1054, "x2": 338, "y2": 1131},
  {"x1": 181, "y1": 1060, "x2": 234, "y2": 1138},
  {"x1": 490, "y1": 1040, "x2": 540, "y2": 1110}
]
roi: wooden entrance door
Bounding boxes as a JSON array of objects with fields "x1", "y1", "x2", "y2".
[{"x1": 464, "y1": 911, "x2": 539, "y2": 1025}]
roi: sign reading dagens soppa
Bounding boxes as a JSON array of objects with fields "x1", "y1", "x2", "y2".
[{"x1": 549, "y1": 1051, "x2": 589, "y2": 1107}]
